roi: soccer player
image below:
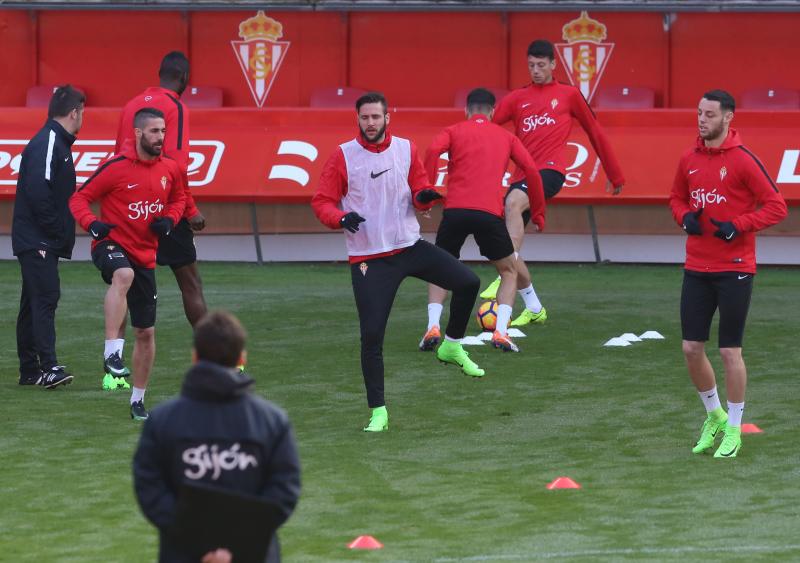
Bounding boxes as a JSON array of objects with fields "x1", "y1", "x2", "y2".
[
  {"x1": 70, "y1": 108, "x2": 186, "y2": 419},
  {"x1": 480, "y1": 39, "x2": 625, "y2": 326},
  {"x1": 669, "y1": 90, "x2": 787, "y2": 458},
  {"x1": 112, "y1": 51, "x2": 208, "y2": 378},
  {"x1": 420, "y1": 88, "x2": 545, "y2": 353},
  {"x1": 12, "y1": 85, "x2": 84, "y2": 389},
  {"x1": 311, "y1": 92, "x2": 483, "y2": 432}
]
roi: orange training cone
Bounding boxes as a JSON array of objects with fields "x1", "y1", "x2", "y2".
[
  {"x1": 741, "y1": 423, "x2": 763, "y2": 434},
  {"x1": 348, "y1": 535, "x2": 384, "y2": 550},
  {"x1": 547, "y1": 476, "x2": 581, "y2": 489}
]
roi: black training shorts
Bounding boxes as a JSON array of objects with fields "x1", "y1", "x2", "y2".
[
  {"x1": 156, "y1": 218, "x2": 197, "y2": 269},
  {"x1": 92, "y1": 240, "x2": 157, "y2": 329},
  {"x1": 435, "y1": 208, "x2": 514, "y2": 261},
  {"x1": 507, "y1": 169, "x2": 566, "y2": 225},
  {"x1": 680, "y1": 270, "x2": 754, "y2": 348}
]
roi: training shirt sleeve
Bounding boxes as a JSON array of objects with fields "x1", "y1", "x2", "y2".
[
  {"x1": 20, "y1": 135, "x2": 64, "y2": 239},
  {"x1": 570, "y1": 89, "x2": 625, "y2": 188},
  {"x1": 732, "y1": 148, "x2": 788, "y2": 233},
  {"x1": 259, "y1": 421, "x2": 302, "y2": 525},
  {"x1": 163, "y1": 164, "x2": 187, "y2": 225},
  {"x1": 69, "y1": 160, "x2": 119, "y2": 230},
  {"x1": 163, "y1": 99, "x2": 198, "y2": 218},
  {"x1": 132, "y1": 418, "x2": 177, "y2": 530},
  {"x1": 492, "y1": 92, "x2": 515, "y2": 126},
  {"x1": 669, "y1": 154, "x2": 692, "y2": 226},
  {"x1": 510, "y1": 136, "x2": 546, "y2": 231},
  {"x1": 311, "y1": 148, "x2": 349, "y2": 229}
]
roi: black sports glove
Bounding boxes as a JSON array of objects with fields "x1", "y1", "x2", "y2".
[
  {"x1": 149, "y1": 217, "x2": 174, "y2": 237},
  {"x1": 415, "y1": 189, "x2": 443, "y2": 204},
  {"x1": 711, "y1": 218, "x2": 738, "y2": 242},
  {"x1": 88, "y1": 220, "x2": 116, "y2": 241},
  {"x1": 681, "y1": 208, "x2": 703, "y2": 236},
  {"x1": 340, "y1": 212, "x2": 366, "y2": 233}
]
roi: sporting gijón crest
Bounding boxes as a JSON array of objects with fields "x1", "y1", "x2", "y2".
[
  {"x1": 555, "y1": 11, "x2": 615, "y2": 103},
  {"x1": 231, "y1": 11, "x2": 291, "y2": 108}
]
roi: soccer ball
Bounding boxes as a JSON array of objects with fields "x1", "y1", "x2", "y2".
[{"x1": 476, "y1": 300, "x2": 498, "y2": 332}]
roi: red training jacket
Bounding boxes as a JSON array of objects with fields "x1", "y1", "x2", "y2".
[
  {"x1": 69, "y1": 140, "x2": 186, "y2": 269},
  {"x1": 424, "y1": 114, "x2": 546, "y2": 230},
  {"x1": 494, "y1": 81, "x2": 625, "y2": 188},
  {"x1": 311, "y1": 132, "x2": 437, "y2": 264},
  {"x1": 115, "y1": 86, "x2": 198, "y2": 220},
  {"x1": 668, "y1": 129, "x2": 787, "y2": 274}
]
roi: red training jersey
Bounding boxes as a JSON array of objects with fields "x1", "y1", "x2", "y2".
[
  {"x1": 494, "y1": 81, "x2": 625, "y2": 187},
  {"x1": 311, "y1": 132, "x2": 437, "y2": 264},
  {"x1": 668, "y1": 129, "x2": 787, "y2": 274},
  {"x1": 115, "y1": 86, "x2": 198, "y2": 220},
  {"x1": 424, "y1": 114, "x2": 546, "y2": 230},
  {"x1": 69, "y1": 141, "x2": 186, "y2": 269}
]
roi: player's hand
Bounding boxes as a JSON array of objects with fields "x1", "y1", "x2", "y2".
[
  {"x1": 149, "y1": 217, "x2": 174, "y2": 237},
  {"x1": 606, "y1": 180, "x2": 623, "y2": 196},
  {"x1": 201, "y1": 549, "x2": 232, "y2": 563},
  {"x1": 88, "y1": 221, "x2": 116, "y2": 241},
  {"x1": 682, "y1": 209, "x2": 703, "y2": 236},
  {"x1": 188, "y1": 212, "x2": 206, "y2": 231},
  {"x1": 340, "y1": 212, "x2": 366, "y2": 233},
  {"x1": 415, "y1": 189, "x2": 443, "y2": 204},
  {"x1": 532, "y1": 215, "x2": 545, "y2": 232},
  {"x1": 710, "y1": 218, "x2": 738, "y2": 242}
]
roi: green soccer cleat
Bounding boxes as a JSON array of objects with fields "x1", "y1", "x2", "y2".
[
  {"x1": 102, "y1": 373, "x2": 131, "y2": 391},
  {"x1": 479, "y1": 276, "x2": 501, "y2": 300},
  {"x1": 510, "y1": 307, "x2": 548, "y2": 327},
  {"x1": 130, "y1": 400, "x2": 149, "y2": 421},
  {"x1": 692, "y1": 409, "x2": 728, "y2": 454},
  {"x1": 364, "y1": 406, "x2": 388, "y2": 432},
  {"x1": 436, "y1": 340, "x2": 485, "y2": 377},
  {"x1": 714, "y1": 424, "x2": 742, "y2": 458}
]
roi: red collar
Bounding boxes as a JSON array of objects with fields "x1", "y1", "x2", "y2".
[{"x1": 356, "y1": 131, "x2": 392, "y2": 154}]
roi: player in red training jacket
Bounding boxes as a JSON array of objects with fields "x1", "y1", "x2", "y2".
[
  {"x1": 70, "y1": 108, "x2": 186, "y2": 420},
  {"x1": 116, "y1": 52, "x2": 208, "y2": 331},
  {"x1": 420, "y1": 88, "x2": 546, "y2": 354},
  {"x1": 481, "y1": 39, "x2": 625, "y2": 328},
  {"x1": 669, "y1": 90, "x2": 787, "y2": 459}
]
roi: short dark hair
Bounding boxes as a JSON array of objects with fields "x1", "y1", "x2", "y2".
[
  {"x1": 702, "y1": 89, "x2": 736, "y2": 113},
  {"x1": 133, "y1": 107, "x2": 165, "y2": 129},
  {"x1": 194, "y1": 311, "x2": 247, "y2": 368},
  {"x1": 47, "y1": 85, "x2": 85, "y2": 119},
  {"x1": 158, "y1": 51, "x2": 190, "y2": 82},
  {"x1": 355, "y1": 92, "x2": 388, "y2": 113},
  {"x1": 527, "y1": 39, "x2": 555, "y2": 61},
  {"x1": 466, "y1": 88, "x2": 496, "y2": 112}
]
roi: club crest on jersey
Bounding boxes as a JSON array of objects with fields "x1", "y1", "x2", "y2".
[
  {"x1": 38, "y1": 250, "x2": 46, "y2": 259},
  {"x1": 144, "y1": 96, "x2": 152, "y2": 102},
  {"x1": 555, "y1": 11, "x2": 615, "y2": 103},
  {"x1": 231, "y1": 11, "x2": 291, "y2": 108},
  {"x1": 161, "y1": 176, "x2": 167, "y2": 190},
  {"x1": 359, "y1": 262, "x2": 368, "y2": 276},
  {"x1": 551, "y1": 98, "x2": 559, "y2": 110},
  {"x1": 720, "y1": 166, "x2": 727, "y2": 181}
]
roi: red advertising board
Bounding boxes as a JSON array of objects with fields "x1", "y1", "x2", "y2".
[{"x1": 1, "y1": 108, "x2": 798, "y2": 205}]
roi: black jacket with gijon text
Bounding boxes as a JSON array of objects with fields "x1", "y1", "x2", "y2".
[
  {"x1": 12, "y1": 119, "x2": 77, "y2": 258},
  {"x1": 133, "y1": 361, "x2": 301, "y2": 563}
]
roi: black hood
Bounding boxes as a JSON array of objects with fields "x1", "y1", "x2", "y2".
[{"x1": 181, "y1": 360, "x2": 255, "y2": 402}]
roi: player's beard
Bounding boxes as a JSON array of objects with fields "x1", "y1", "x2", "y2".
[
  {"x1": 700, "y1": 121, "x2": 726, "y2": 143},
  {"x1": 140, "y1": 137, "x2": 163, "y2": 157},
  {"x1": 359, "y1": 122, "x2": 386, "y2": 144}
]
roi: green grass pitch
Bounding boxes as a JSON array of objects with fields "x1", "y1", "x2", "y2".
[{"x1": 1, "y1": 261, "x2": 799, "y2": 561}]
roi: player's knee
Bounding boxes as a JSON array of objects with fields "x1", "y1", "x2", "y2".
[
  {"x1": 112, "y1": 268, "x2": 134, "y2": 288},
  {"x1": 719, "y1": 347, "x2": 742, "y2": 363},
  {"x1": 134, "y1": 326, "x2": 155, "y2": 342},
  {"x1": 682, "y1": 340, "x2": 705, "y2": 358}
]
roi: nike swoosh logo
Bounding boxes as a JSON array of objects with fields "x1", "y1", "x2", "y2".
[
  {"x1": 370, "y1": 169, "x2": 391, "y2": 179},
  {"x1": 738, "y1": 275, "x2": 749, "y2": 280},
  {"x1": 90, "y1": 229, "x2": 99, "y2": 238},
  {"x1": 689, "y1": 169, "x2": 699, "y2": 175},
  {"x1": 521, "y1": 103, "x2": 531, "y2": 108},
  {"x1": 725, "y1": 232, "x2": 735, "y2": 240},
  {"x1": 127, "y1": 184, "x2": 138, "y2": 189},
  {"x1": 64, "y1": 156, "x2": 70, "y2": 162}
]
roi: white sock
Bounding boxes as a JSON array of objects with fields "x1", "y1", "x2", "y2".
[
  {"x1": 104, "y1": 338, "x2": 124, "y2": 360},
  {"x1": 518, "y1": 284, "x2": 542, "y2": 313},
  {"x1": 131, "y1": 387, "x2": 146, "y2": 404},
  {"x1": 427, "y1": 303, "x2": 443, "y2": 331},
  {"x1": 727, "y1": 401, "x2": 745, "y2": 427},
  {"x1": 496, "y1": 304, "x2": 512, "y2": 334},
  {"x1": 444, "y1": 335, "x2": 459, "y2": 343},
  {"x1": 698, "y1": 386, "x2": 722, "y2": 413}
]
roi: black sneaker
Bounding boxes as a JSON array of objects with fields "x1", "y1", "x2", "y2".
[
  {"x1": 103, "y1": 351, "x2": 130, "y2": 377},
  {"x1": 18, "y1": 371, "x2": 43, "y2": 386},
  {"x1": 130, "y1": 400, "x2": 149, "y2": 421},
  {"x1": 41, "y1": 366, "x2": 74, "y2": 389}
]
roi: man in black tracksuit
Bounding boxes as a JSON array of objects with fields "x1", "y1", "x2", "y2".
[
  {"x1": 12, "y1": 85, "x2": 85, "y2": 389},
  {"x1": 133, "y1": 311, "x2": 301, "y2": 563}
]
